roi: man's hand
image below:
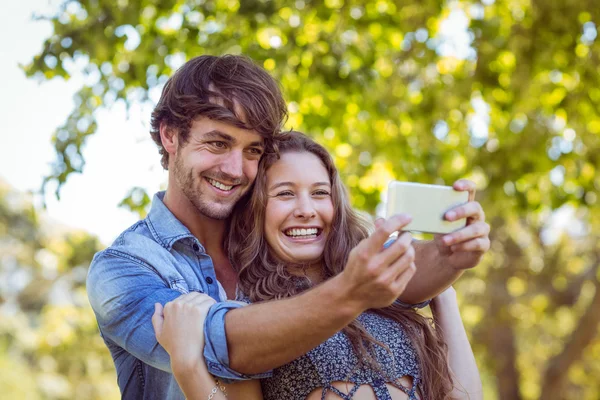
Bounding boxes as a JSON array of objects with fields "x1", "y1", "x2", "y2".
[
  {"x1": 434, "y1": 179, "x2": 490, "y2": 270},
  {"x1": 340, "y1": 214, "x2": 417, "y2": 310},
  {"x1": 152, "y1": 292, "x2": 216, "y2": 372}
]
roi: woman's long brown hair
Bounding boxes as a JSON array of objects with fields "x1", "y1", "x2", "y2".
[{"x1": 227, "y1": 131, "x2": 454, "y2": 398}]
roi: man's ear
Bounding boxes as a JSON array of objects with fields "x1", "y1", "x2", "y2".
[{"x1": 159, "y1": 122, "x2": 178, "y2": 155}]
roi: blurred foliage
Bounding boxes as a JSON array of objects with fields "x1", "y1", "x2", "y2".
[
  {"x1": 0, "y1": 180, "x2": 119, "y2": 399},
  {"x1": 20, "y1": 0, "x2": 600, "y2": 398}
]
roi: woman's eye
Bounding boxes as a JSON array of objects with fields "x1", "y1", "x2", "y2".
[
  {"x1": 276, "y1": 191, "x2": 294, "y2": 197},
  {"x1": 313, "y1": 190, "x2": 331, "y2": 196}
]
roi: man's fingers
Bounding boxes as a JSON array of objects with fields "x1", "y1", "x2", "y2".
[
  {"x1": 362, "y1": 214, "x2": 412, "y2": 255},
  {"x1": 445, "y1": 201, "x2": 485, "y2": 222},
  {"x1": 152, "y1": 303, "x2": 164, "y2": 337},
  {"x1": 442, "y1": 221, "x2": 490, "y2": 246},
  {"x1": 375, "y1": 232, "x2": 413, "y2": 267},
  {"x1": 392, "y1": 261, "x2": 417, "y2": 293},
  {"x1": 451, "y1": 237, "x2": 491, "y2": 253}
]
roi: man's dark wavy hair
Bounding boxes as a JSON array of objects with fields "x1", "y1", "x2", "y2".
[{"x1": 150, "y1": 55, "x2": 288, "y2": 169}]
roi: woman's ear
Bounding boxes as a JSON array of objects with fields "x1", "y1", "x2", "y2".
[{"x1": 159, "y1": 122, "x2": 178, "y2": 155}]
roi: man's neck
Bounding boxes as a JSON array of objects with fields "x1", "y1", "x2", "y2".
[{"x1": 162, "y1": 187, "x2": 227, "y2": 255}]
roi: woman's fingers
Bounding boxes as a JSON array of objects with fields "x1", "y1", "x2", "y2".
[
  {"x1": 188, "y1": 294, "x2": 217, "y2": 314},
  {"x1": 452, "y1": 179, "x2": 477, "y2": 201},
  {"x1": 152, "y1": 303, "x2": 164, "y2": 338},
  {"x1": 450, "y1": 237, "x2": 491, "y2": 253},
  {"x1": 445, "y1": 201, "x2": 485, "y2": 222}
]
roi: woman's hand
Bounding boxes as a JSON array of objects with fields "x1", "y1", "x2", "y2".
[
  {"x1": 434, "y1": 179, "x2": 490, "y2": 270},
  {"x1": 152, "y1": 292, "x2": 216, "y2": 372}
]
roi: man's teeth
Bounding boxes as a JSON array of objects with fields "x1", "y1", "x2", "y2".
[
  {"x1": 285, "y1": 228, "x2": 319, "y2": 237},
  {"x1": 208, "y1": 178, "x2": 233, "y2": 191}
]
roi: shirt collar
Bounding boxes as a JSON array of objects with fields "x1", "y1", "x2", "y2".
[{"x1": 146, "y1": 191, "x2": 197, "y2": 251}]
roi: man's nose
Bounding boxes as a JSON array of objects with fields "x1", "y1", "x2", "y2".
[{"x1": 220, "y1": 150, "x2": 244, "y2": 180}]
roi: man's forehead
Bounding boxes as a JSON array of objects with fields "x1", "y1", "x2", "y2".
[
  {"x1": 207, "y1": 83, "x2": 249, "y2": 124},
  {"x1": 193, "y1": 118, "x2": 263, "y2": 145}
]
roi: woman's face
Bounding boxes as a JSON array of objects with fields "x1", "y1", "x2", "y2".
[{"x1": 264, "y1": 151, "x2": 334, "y2": 265}]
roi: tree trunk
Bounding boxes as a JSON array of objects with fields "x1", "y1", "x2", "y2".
[
  {"x1": 540, "y1": 275, "x2": 600, "y2": 400},
  {"x1": 488, "y1": 276, "x2": 523, "y2": 400}
]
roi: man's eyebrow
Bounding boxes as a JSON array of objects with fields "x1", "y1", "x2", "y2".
[
  {"x1": 202, "y1": 130, "x2": 264, "y2": 148},
  {"x1": 202, "y1": 130, "x2": 236, "y2": 142},
  {"x1": 249, "y1": 140, "x2": 264, "y2": 148}
]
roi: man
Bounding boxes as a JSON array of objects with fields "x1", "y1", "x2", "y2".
[{"x1": 87, "y1": 55, "x2": 490, "y2": 399}]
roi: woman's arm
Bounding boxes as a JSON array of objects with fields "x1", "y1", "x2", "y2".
[
  {"x1": 152, "y1": 292, "x2": 262, "y2": 400},
  {"x1": 430, "y1": 287, "x2": 483, "y2": 400}
]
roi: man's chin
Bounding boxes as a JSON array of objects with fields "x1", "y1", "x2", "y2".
[{"x1": 194, "y1": 200, "x2": 236, "y2": 220}]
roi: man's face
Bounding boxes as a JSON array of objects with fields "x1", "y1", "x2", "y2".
[{"x1": 172, "y1": 118, "x2": 264, "y2": 220}]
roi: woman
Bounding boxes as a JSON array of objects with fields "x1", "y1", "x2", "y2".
[{"x1": 152, "y1": 131, "x2": 483, "y2": 399}]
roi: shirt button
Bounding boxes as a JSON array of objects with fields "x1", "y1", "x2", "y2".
[
  {"x1": 193, "y1": 243, "x2": 200, "y2": 252},
  {"x1": 206, "y1": 277, "x2": 214, "y2": 284}
]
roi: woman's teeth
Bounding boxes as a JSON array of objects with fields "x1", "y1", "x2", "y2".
[
  {"x1": 285, "y1": 228, "x2": 319, "y2": 238},
  {"x1": 208, "y1": 178, "x2": 233, "y2": 191}
]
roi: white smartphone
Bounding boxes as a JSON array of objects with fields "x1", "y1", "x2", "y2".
[{"x1": 386, "y1": 181, "x2": 469, "y2": 234}]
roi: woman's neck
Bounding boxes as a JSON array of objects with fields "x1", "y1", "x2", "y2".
[{"x1": 288, "y1": 262, "x2": 325, "y2": 285}]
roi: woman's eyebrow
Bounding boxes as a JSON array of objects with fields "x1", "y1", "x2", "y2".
[{"x1": 269, "y1": 182, "x2": 294, "y2": 191}]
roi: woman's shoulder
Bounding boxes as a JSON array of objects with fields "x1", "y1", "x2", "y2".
[{"x1": 234, "y1": 286, "x2": 252, "y2": 303}]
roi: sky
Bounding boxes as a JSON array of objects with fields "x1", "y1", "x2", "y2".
[{"x1": 1, "y1": 0, "x2": 166, "y2": 244}]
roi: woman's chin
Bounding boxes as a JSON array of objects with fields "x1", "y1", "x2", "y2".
[{"x1": 280, "y1": 247, "x2": 325, "y2": 265}]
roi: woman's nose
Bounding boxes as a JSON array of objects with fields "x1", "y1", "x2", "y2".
[{"x1": 293, "y1": 197, "x2": 316, "y2": 219}]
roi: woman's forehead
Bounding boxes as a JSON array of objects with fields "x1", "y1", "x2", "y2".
[{"x1": 266, "y1": 152, "x2": 330, "y2": 185}]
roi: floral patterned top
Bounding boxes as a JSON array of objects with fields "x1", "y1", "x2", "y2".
[{"x1": 258, "y1": 310, "x2": 421, "y2": 400}]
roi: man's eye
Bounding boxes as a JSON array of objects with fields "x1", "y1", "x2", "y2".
[
  {"x1": 248, "y1": 148, "x2": 263, "y2": 155},
  {"x1": 211, "y1": 141, "x2": 227, "y2": 149}
]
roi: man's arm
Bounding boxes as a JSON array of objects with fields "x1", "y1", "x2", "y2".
[
  {"x1": 88, "y1": 250, "x2": 268, "y2": 381},
  {"x1": 220, "y1": 215, "x2": 417, "y2": 375},
  {"x1": 87, "y1": 251, "x2": 181, "y2": 372},
  {"x1": 397, "y1": 179, "x2": 491, "y2": 304}
]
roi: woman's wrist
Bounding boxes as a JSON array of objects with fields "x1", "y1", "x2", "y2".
[
  {"x1": 430, "y1": 286, "x2": 458, "y2": 313},
  {"x1": 172, "y1": 355, "x2": 209, "y2": 379}
]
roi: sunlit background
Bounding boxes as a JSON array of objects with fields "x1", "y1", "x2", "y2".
[{"x1": 1, "y1": 0, "x2": 599, "y2": 399}]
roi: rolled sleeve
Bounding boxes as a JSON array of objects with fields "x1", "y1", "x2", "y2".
[{"x1": 203, "y1": 301, "x2": 273, "y2": 381}]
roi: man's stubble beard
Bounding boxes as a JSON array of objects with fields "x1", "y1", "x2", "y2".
[{"x1": 173, "y1": 154, "x2": 238, "y2": 221}]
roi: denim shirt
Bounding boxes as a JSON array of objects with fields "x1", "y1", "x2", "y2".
[{"x1": 87, "y1": 192, "x2": 269, "y2": 400}]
